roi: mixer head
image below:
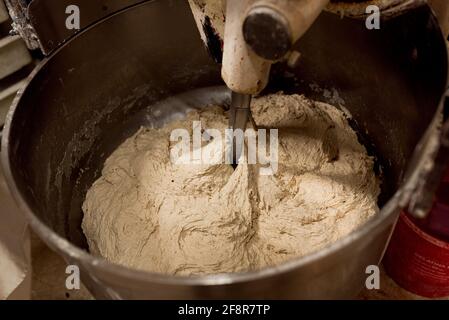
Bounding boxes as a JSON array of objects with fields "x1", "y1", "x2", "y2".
[
  {"x1": 189, "y1": 0, "x2": 330, "y2": 95},
  {"x1": 188, "y1": 0, "x2": 447, "y2": 95}
]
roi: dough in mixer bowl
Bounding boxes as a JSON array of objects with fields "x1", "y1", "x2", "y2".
[{"x1": 82, "y1": 93, "x2": 380, "y2": 275}]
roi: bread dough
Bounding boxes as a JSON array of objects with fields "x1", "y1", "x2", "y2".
[{"x1": 82, "y1": 93, "x2": 380, "y2": 275}]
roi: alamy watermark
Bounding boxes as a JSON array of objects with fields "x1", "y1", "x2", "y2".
[
  {"x1": 366, "y1": 5, "x2": 380, "y2": 30},
  {"x1": 65, "y1": 5, "x2": 80, "y2": 30},
  {"x1": 170, "y1": 121, "x2": 279, "y2": 175},
  {"x1": 365, "y1": 265, "x2": 380, "y2": 290},
  {"x1": 65, "y1": 264, "x2": 80, "y2": 290}
]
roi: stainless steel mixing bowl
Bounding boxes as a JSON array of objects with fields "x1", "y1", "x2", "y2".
[{"x1": 1, "y1": 0, "x2": 448, "y2": 299}]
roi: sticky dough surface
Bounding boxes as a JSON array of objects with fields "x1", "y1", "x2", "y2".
[{"x1": 82, "y1": 93, "x2": 380, "y2": 275}]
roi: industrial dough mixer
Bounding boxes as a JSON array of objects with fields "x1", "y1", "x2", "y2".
[{"x1": 1, "y1": 0, "x2": 448, "y2": 299}]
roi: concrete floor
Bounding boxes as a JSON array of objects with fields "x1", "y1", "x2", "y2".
[{"x1": 30, "y1": 232, "x2": 92, "y2": 300}]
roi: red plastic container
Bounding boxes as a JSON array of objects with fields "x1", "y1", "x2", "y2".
[
  {"x1": 384, "y1": 168, "x2": 449, "y2": 298},
  {"x1": 384, "y1": 212, "x2": 449, "y2": 298}
]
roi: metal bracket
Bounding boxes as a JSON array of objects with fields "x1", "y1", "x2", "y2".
[{"x1": 4, "y1": 0, "x2": 41, "y2": 50}]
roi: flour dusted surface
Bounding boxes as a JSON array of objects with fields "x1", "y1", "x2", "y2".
[{"x1": 82, "y1": 93, "x2": 380, "y2": 275}]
